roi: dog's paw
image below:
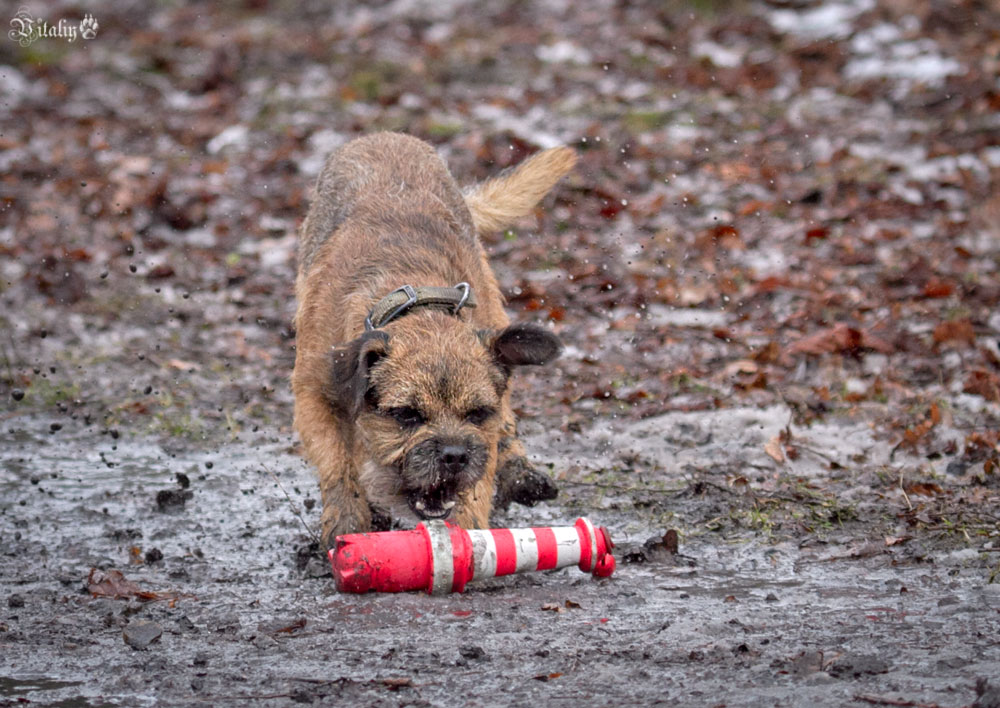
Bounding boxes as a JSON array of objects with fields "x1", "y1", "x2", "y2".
[
  {"x1": 320, "y1": 505, "x2": 372, "y2": 551},
  {"x1": 493, "y1": 455, "x2": 559, "y2": 510}
]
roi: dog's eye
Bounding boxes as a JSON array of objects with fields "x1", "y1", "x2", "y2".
[
  {"x1": 385, "y1": 406, "x2": 426, "y2": 428},
  {"x1": 464, "y1": 407, "x2": 496, "y2": 426}
]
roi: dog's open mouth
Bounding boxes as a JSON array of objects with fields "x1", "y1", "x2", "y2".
[{"x1": 406, "y1": 490, "x2": 456, "y2": 520}]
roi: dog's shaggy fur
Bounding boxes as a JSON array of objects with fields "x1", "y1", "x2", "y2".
[{"x1": 292, "y1": 133, "x2": 575, "y2": 549}]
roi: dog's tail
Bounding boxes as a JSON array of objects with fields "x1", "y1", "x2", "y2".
[{"x1": 464, "y1": 146, "x2": 577, "y2": 234}]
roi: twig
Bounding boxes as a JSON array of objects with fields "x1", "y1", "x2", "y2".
[
  {"x1": 261, "y1": 463, "x2": 321, "y2": 548},
  {"x1": 899, "y1": 467, "x2": 912, "y2": 511},
  {"x1": 853, "y1": 694, "x2": 944, "y2": 708}
]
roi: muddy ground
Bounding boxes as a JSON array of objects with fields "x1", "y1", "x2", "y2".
[{"x1": 2, "y1": 0, "x2": 1000, "y2": 706}]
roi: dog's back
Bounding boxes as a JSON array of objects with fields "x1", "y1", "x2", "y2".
[
  {"x1": 298, "y1": 133, "x2": 476, "y2": 278},
  {"x1": 298, "y1": 132, "x2": 578, "y2": 280}
]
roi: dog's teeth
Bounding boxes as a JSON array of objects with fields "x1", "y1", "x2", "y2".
[
  {"x1": 442, "y1": 500, "x2": 456, "y2": 510},
  {"x1": 414, "y1": 500, "x2": 426, "y2": 511}
]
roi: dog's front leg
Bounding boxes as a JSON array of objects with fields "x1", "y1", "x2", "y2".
[
  {"x1": 492, "y1": 396, "x2": 559, "y2": 511},
  {"x1": 294, "y1": 392, "x2": 371, "y2": 549},
  {"x1": 455, "y1": 463, "x2": 495, "y2": 529}
]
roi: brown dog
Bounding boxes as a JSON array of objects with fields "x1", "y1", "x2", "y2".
[{"x1": 292, "y1": 132, "x2": 575, "y2": 550}]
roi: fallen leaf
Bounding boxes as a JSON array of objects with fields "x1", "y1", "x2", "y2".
[
  {"x1": 901, "y1": 403, "x2": 941, "y2": 448},
  {"x1": 564, "y1": 599, "x2": 581, "y2": 609},
  {"x1": 933, "y1": 319, "x2": 975, "y2": 347},
  {"x1": 723, "y1": 359, "x2": 758, "y2": 377},
  {"x1": 788, "y1": 324, "x2": 894, "y2": 357},
  {"x1": 87, "y1": 568, "x2": 179, "y2": 602},
  {"x1": 540, "y1": 603, "x2": 565, "y2": 613},
  {"x1": 167, "y1": 359, "x2": 200, "y2": 372},
  {"x1": 381, "y1": 677, "x2": 412, "y2": 690},
  {"x1": 273, "y1": 618, "x2": 307, "y2": 634},
  {"x1": 964, "y1": 370, "x2": 1000, "y2": 402},
  {"x1": 922, "y1": 278, "x2": 954, "y2": 298},
  {"x1": 765, "y1": 436, "x2": 786, "y2": 463},
  {"x1": 904, "y1": 482, "x2": 943, "y2": 497}
]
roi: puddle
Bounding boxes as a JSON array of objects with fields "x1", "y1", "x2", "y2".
[{"x1": 0, "y1": 676, "x2": 117, "y2": 707}]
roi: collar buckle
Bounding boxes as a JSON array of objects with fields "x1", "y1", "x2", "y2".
[{"x1": 365, "y1": 284, "x2": 417, "y2": 331}]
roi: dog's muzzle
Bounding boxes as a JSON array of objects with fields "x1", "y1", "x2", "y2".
[{"x1": 402, "y1": 439, "x2": 486, "y2": 520}]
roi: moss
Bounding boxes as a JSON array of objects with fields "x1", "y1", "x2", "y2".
[{"x1": 623, "y1": 110, "x2": 673, "y2": 134}]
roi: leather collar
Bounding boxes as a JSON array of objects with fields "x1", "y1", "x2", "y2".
[{"x1": 364, "y1": 282, "x2": 476, "y2": 331}]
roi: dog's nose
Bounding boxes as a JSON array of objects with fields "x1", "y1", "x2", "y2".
[{"x1": 439, "y1": 445, "x2": 469, "y2": 472}]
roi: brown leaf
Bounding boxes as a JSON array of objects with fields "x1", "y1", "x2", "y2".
[
  {"x1": 764, "y1": 436, "x2": 786, "y2": 463},
  {"x1": 663, "y1": 529, "x2": 680, "y2": 555},
  {"x1": 273, "y1": 618, "x2": 307, "y2": 634},
  {"x1": 167, "y1": 359, "x2": 200, "y2": 372},
  {"x1": 902, "y1": 403, "x2": 941, "y2": 447},
  {"x1": 788, "y1": 324, "x2": 894, "y2": 357},
  {"x1": 723, "y1": 359, "x2": 758, "y2": 377},
  {"x1": 933, "y1": 319, "x2": 975, "y2": 347},
  {"x1": 564, "y1": 599, "x2": 582, "y2": 609},
  {"x1": 540, "y1": 603, "x2": 565, "y2": 613},
  {"x1": 804, "y1": 226, "x2": 829, "y2": 242},
  {"x1": 904, "y1": 482, "x2": 944, "y2": 497},
  {"x1": 964, "y1": 370, "x2": 1000, "y2": 402},
  {"x1": 922, "y1": 278, "x2": 955, "y2": 298},
  {"x1": 382, "y1": 677, "x2": 412, "y2": 690},
  {"x1": 87, "y1": 568, "x2": 176, "y2": 602},
  {"x1": 533, "y1": 673, "x2": 563, "y2": 682}
]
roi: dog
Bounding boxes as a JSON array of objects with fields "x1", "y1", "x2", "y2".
[{"x1": 292, "y1": 132, "x2": 576, "y2": 550}]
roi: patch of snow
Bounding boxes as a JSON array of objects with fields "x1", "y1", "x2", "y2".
[
  {"x1": 906, "y1": 154, "x2": 987, "y2": 183},
  {"x1": 767, "y1": 0, "x2": 874, "y2": 39},
  {"x1": 536, "y1": 40, "x2": 592, "y2": 65},
  {"x1": 643, "y1": 305, "x2": 731, "y2": 328},
  {"x1": 0, "y1": 65, "x2": 32, "y2": 109},
  {"x1": 207, "y1": 125, "x2": 249, "y2": 155},
  {"x1": 844, "y1": 51, "x2": 963, "y2": 85},
  {"x1": 692, "y1": 40, "x2": 744, "y2": 68},
  {"x1": 471, "y1": 104, "x2": 566, "y2": 149},
  {"x1": 844, "y1": 24, "x2": 963, "y2": 87},
  {"x1": 298, "y1": 129, "x2": 346, "y2": 177}
]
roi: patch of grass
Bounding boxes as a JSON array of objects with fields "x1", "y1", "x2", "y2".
[
  {"x1": 623, "y1": 110, "x2": 673, "y2": 134},
  {"x1": 424, "y1": 120, "x2": 464, "y2": 139},
  {"x1": 21, "y1": 378, "x2": 82, "y2": 407},
  {"x1": 347, "y1": 61, "x2": 404, "y2": 102}
]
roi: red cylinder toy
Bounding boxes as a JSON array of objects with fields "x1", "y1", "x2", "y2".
[{"x1": 330, "y1": 518, "x2": 615, "y2": 594}]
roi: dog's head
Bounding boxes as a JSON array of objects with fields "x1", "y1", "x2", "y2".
[{"x1": 323, "y1": 314, "x2": 560, "y2": 521}]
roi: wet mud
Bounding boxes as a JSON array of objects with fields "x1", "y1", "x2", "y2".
[{"x1": 3, "y1": 411, "x2": 998, "y2": 708}]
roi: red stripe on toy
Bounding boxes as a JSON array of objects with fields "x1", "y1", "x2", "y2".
[
  {"x1": 533, "y1": 526, "x2": 558, "y2": 570},
  {"x1": 491, "y1": 528, "x2": 517, "y2": 576}
]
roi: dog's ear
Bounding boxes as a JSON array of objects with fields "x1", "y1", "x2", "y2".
[
  {"x1": 490, "y1": 323, "x2": 561, "y2": 370},
  {"x1": 324, "y1": 330, "x2": 390, "y2": 418}
]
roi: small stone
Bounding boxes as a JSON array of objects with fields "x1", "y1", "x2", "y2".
[
  {"x1": 8, "y1": 594, "x2": 25, "y2": 608},
  {"x1": 11, "y1": 389, "x2": 24, "y2": 401},
  {"x1": 946, "y1": 460, "x2": 969, "y2": 476},
  {"x1": 156, "y1": 489, "x2": 192, "y2": 511},
  {"x1": 459, "y1": 645, "x2": 487, "y2": 660},
  {"x1": 192, "y1": 651, "x2": 209, "y2": 666},
  {"x1": 144, "y1": 547, "x2": 163, "y2": 563},
  {"x1": 829, "y1": 654, "x2": 889, "y2": 678},
  {"x1": 123, "y1": 620, "x2": 162, "y2": 650}
]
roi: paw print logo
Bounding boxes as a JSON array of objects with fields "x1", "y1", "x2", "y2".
[{"x1": 79, "y1": 13, "x2": 98, "y2": 40}]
